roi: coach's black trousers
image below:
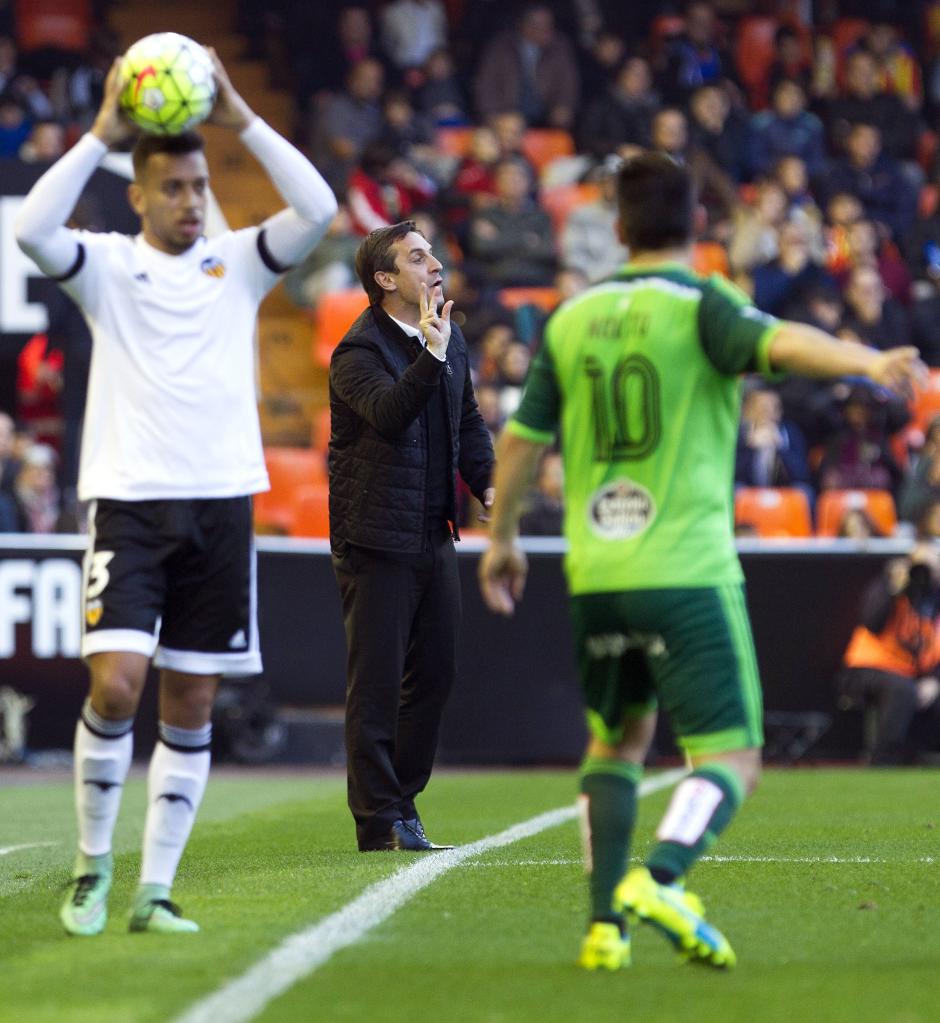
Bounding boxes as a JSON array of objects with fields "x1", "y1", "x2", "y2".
[{"x1": 332, "y1": 526, "x2": 460, "y2": 846}]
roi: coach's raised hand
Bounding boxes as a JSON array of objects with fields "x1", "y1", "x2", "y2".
[
  {"x1": 206, "y1": 47, "x2": 255, "y2": 132},
  {"x1": 90, "y1": 58, "x2": 137, "y2": 148},
  {"x1": 419, "y1": 282, "x2": 453, "y2": 359}
]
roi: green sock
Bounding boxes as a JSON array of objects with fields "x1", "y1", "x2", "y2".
[
  {"x1": 647, "y1": 763, "x2": 744, "y2": 882},
  {"x1": 579, "y1": 756, "x2": 643, "y2": 921}
]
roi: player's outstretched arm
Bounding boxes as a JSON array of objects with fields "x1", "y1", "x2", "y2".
[
  {"x1": 206, "y1": 48, "x2": 338, "y2": 268},
  {"x1": 768, "y1": 322, "x2": 926, "y2": 396},
  {"x1": 15, "y1": 57, "x2": 133, "y2": 277},
  {"x1": 478, "y1": 430, "x2": 546, "y2": 616}
]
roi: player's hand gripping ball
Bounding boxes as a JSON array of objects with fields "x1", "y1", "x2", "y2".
[{"x1": 120, "y1": 33, "x2": 216, "y2": 135}]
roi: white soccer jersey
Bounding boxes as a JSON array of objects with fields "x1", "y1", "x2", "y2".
[{"x1": 62, "y1": 228, "x2": 278, "y2": 501}]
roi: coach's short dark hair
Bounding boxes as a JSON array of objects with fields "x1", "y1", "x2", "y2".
[
  {"x1": 355, "y1": 221, "x2": 423, "y2": 305},
  {"x1": 132, "y1": 131, "x2": 205, "y2": 180},
  {"x1": 616, "y1": 152, "x2": 695, "y2": 252}
]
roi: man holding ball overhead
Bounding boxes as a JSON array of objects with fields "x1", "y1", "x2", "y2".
[{"x1": 15, "y1": 44, "x2": 337, "y2": 935}]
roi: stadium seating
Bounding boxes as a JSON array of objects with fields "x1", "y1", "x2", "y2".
[
  {"x1": 734, "y1": 16, "x2": 779, "y2": 110},
  {"x1": 289, "y1": 482, "x2": 331, "y2": 538},
  {"x1": 254, "y1": 447, "x2": 327, "y2": 533},
  {"x1": 496, "y1": 287, "x2": 561, "y2": 313},
  {"x1": 816, "y1": 488, "x2": 897, "y2": 537},
  {"x1": 691, "y1": 241, "x2": 730, "y2": 278},
  {"x1": 313, "y1": 288, "x2": 369, "y2": 367},
  {"x1": 734, "y1": 487, "x2": 813, "y2": 538},
  {"x1": 540, "y1": 182, "x2": 601, "y2": 234},
  {"x1": 436, "y1": 126, "x2": 474, "y2": 158},
  {"x1": 521, "y1": 129, "x2": 575, "y2": 173}
]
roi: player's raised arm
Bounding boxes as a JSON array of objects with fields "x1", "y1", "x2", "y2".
[
  {"x1": 206, "y1": 49, "x2": 338, "y2": 268},
  {"x1": 768, "y1": 322, "x2": 926, "y2": 395},
  {"x1": 14, "y1": 57, "x2": 134, "y2": 277}
]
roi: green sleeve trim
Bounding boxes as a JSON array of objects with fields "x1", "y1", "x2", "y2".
[
  {"x1": 505, "y1": 418, "x2": 556, "y2": 445},
  {"x1": 580, "y1": 756, "x2": 643, "y2": 784},
  {"x1": 754, "y1": 322, "x2": 785, "y2": 379}
]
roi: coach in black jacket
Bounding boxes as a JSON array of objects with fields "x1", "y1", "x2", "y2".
[{"x1": 329, "y1": 221, "x2": 495, "y2": 851}]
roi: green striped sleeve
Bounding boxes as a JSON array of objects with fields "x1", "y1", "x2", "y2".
[{"x1": 698, "y1": 275, "x2": 782, "y2": 376}]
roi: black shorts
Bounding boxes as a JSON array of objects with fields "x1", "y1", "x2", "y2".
[{"x1": 81, "y1": 496, "x2": 261, "y2": 677}]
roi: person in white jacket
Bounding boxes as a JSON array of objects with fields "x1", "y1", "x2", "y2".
[{"x1": 15, "y1": 49, "x2": 337, "y2": 937}]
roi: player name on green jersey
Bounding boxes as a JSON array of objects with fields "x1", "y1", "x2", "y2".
[{"x1": 507, "y1": 263, "x2": 781, "y2": 595}]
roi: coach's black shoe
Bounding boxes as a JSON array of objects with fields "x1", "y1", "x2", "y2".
[{"x1": 358, "y1": 819, "x2": 454, "y2": 852}]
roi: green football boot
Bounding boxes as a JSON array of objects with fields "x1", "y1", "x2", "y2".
[
  {"x1": 129, "y1": 885, "x2": 199, "y2": 934},
  {"x1": 615, "y1": 866, "x2": 736, "y2": 969},
  {"x1": 577, "y1": 921, "x2": 631, "y2": 971},
  {"x1": 60, "y1": 851, "x2": 113, "y2": 936}
]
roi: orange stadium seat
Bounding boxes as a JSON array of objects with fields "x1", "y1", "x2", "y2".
[
  {"x1": 311, "y1": 405, "x2": 331, "y2": 455},
  {"x1": 436, "y1": 126, "x2": 474, "y2": 158},
  {"x1": 734, "y1": 16, "x2": 778, "y2": 108},
  {"x1": 497, "y1": 287, "x2": 561, "y2": 313},
  {"x1": 521, "y1": 129, "x2": 575, "y2": 172},
  {"x1": 289, "y1": 482, "x2": 331, "y2": 538},
  {"x1": 734, "y1": 487, "x2": 813, "y2": 538},
  {"x1": 254, "y1": 447, "x2": 327, "y2": 532},
  {"x1": 313, "y1": 288, "x2": 369, "y2": 367},
  {"x1": 816, "y1": 489, "x2": 897, "y2": 537},
  {"x1": 691, "y1": 242, "x2": 730, "y2": 278},
  {"x1": 911, "y1": 369, "x2": 940, "y2": 431},
  {"x1": 540, "y1": 183, "x2": 601, "y2": 234}
]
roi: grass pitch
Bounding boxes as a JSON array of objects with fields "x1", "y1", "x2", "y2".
[{"x1": 1, "y1": 768, "x2": 938, "y2": 1023}]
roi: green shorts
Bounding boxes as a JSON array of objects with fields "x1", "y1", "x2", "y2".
[{"x1": 569, "y1": 584, "x2": 763, "y2": 756}]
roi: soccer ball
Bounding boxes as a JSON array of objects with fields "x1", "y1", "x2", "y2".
[{"x1": 120, "y1": 33, "x2": 216, "y2": 135}]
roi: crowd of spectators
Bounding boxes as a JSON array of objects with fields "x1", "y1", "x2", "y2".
[{"x1": 12, "y1": 1, "x2": 940, "y2": 536}]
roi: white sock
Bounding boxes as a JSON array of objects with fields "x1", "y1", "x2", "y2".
[
  {"x1": 74, "y1": 703, "x2": 133, "y2": 858},
  {"x1": 139, "y1": 725, "x2": 211, "y2": 889}
]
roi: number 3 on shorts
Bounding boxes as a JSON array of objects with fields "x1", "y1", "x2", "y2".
[{"x1": 86, "y1": 550, "x2": 115, "y2": 601}]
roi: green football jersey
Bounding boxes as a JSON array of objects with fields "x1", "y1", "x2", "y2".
[{"x1": 507, "y1": 262, "x2": 781, "y2": 594}]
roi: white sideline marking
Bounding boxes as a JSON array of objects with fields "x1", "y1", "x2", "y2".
[
  {"x1": 171, "y1": 769, "x2": 684, "y2": 1023},
  {"x1": 468, "y1": 854, "x2": 938, "y2": 867},
  {"x1": 0, "y1": 841, "x2": 58, "y2": 857}
]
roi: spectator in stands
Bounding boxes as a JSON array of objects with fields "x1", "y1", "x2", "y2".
[
  {"x1": 649, "y1": 106, "x2": 737, "y2": 229},
  {"x1": 0, "y1": 35, "x2": 16, "y2": 93},
  {"x1": 488, "y1": 109, "x2": 530, "y2": 165},
  {"x1": 902, "y1": 182, "x2": 940, "y2": 284},
  {"x1": 497, "y1": 341, "x2": 531, "y2": 419},
  {"x1": 474, "y1": 383, "x2": 505, "y2": 439},
  {"x1": 752, "y1": 219, "x2": 837, "y2": 318},
  {"x1": 380, "y1": 0, "x2": 449, "y2": 74},
  {"x1": 910, "y1": 282, "x2": 940, "y2": 366},
  {"x1": 735, "y1": 385, "x2": 812, "y2": 494},
  {"x1": 12, "y1": 443, "x2": 65, "y2": 534},
  {"x1": 750, "y1": 79, "x2": 826, "y2": 178},
  {"x1": 473, "y1": 322, "x2": 515, "y2": 385},
  {"x1": 466, "y1": 157, "x2": 556, "y2": 289},
  {"x1": 766, "y1": 25, "x2": 813, "y2": 99},
  {"x1": 825, "y1": 191, "x2": 865, "y2": 276},
  {"x1": 49, "y1": 27, "x2": 118, "y2": 130},
  {"x1": 822, "y1": 49, "x2": 920, "y2": 162},
  {"x1": 310, "y1": 57, "x2": 385, "y2": 193},
  {"x1": 284, "y1": 206, "x2": 360, "y2": 308},
  {"x1": 297, "y1": 5, "x2": 384, "y2": 101},
  {"x1": 578, "y1": 30, "x2": 626, "y2": 102},
  {"x1": 473, "y1": 4, "x2": 580, "y2": 129},
  {"x1": 773, "y1": 155, "x2": 826, "y2": 255},
  {"x1": 818, "y1": 384, "x2": 904, "y2": 495},
  {"x1": 688, "y1": 81, "x2": 749, "y2": 183},
  {"x1": 899, "y1": 416, "x2": 940, "y2": 524},
  {"x1": 443, "y1": 125, "x2": 499, "y2": 239},
  {"x1": 841, "y1": 265, "x2": 911, "y2": 352},
  {"x1": 838, "y1": 542, "x2": 940, "y2": 764},
  {"x1": 416, "y1": 48, "x2": 467, "y2": 125},
  {"x1": 377, "y1": 90, "x2": 442, "y2": 183},
  {"x1": 16, "y1": 331, "x2": 63, "y2": 451},
  {"x1": 18, "y1": 119, "x2": 65, "y2": 162},
  {"x1": 346, "y1": 143, "x2": 436, "y2": 236},
  {"x1": 518, "y1": 449, "x2": 564, "y2": 535},
  {"x1": 0, "y1": 411, "x2": 20, "y2": 532},
  {"x1": 728, "y1": 178, "x2": 787, "y2": 277},
  {"x1": 0, "y1": 96, "x2": 29, "y2": 156},
  {"x1": 824, "y1": 122, "x2": 917, "y2": 242},
  {"x1": 835, "y1": 219, "x2": 912, "y2": 305},
  {"x1": 578, "y1": 55, "x2": 659, "y2": 158},
  {"x1": 561, "y1": 158, "x2": 628, "y2": 282},
  {"x1": 856, "y1": 19, "x2": 923, "y2": 110},
  {"x1": 658, "y1": 0, "x2": 732, "y2": 105}
]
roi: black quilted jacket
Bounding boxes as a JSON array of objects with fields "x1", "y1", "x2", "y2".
[{"x1": 328, "y1": 304, "x2": 494, "y2": 553}]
